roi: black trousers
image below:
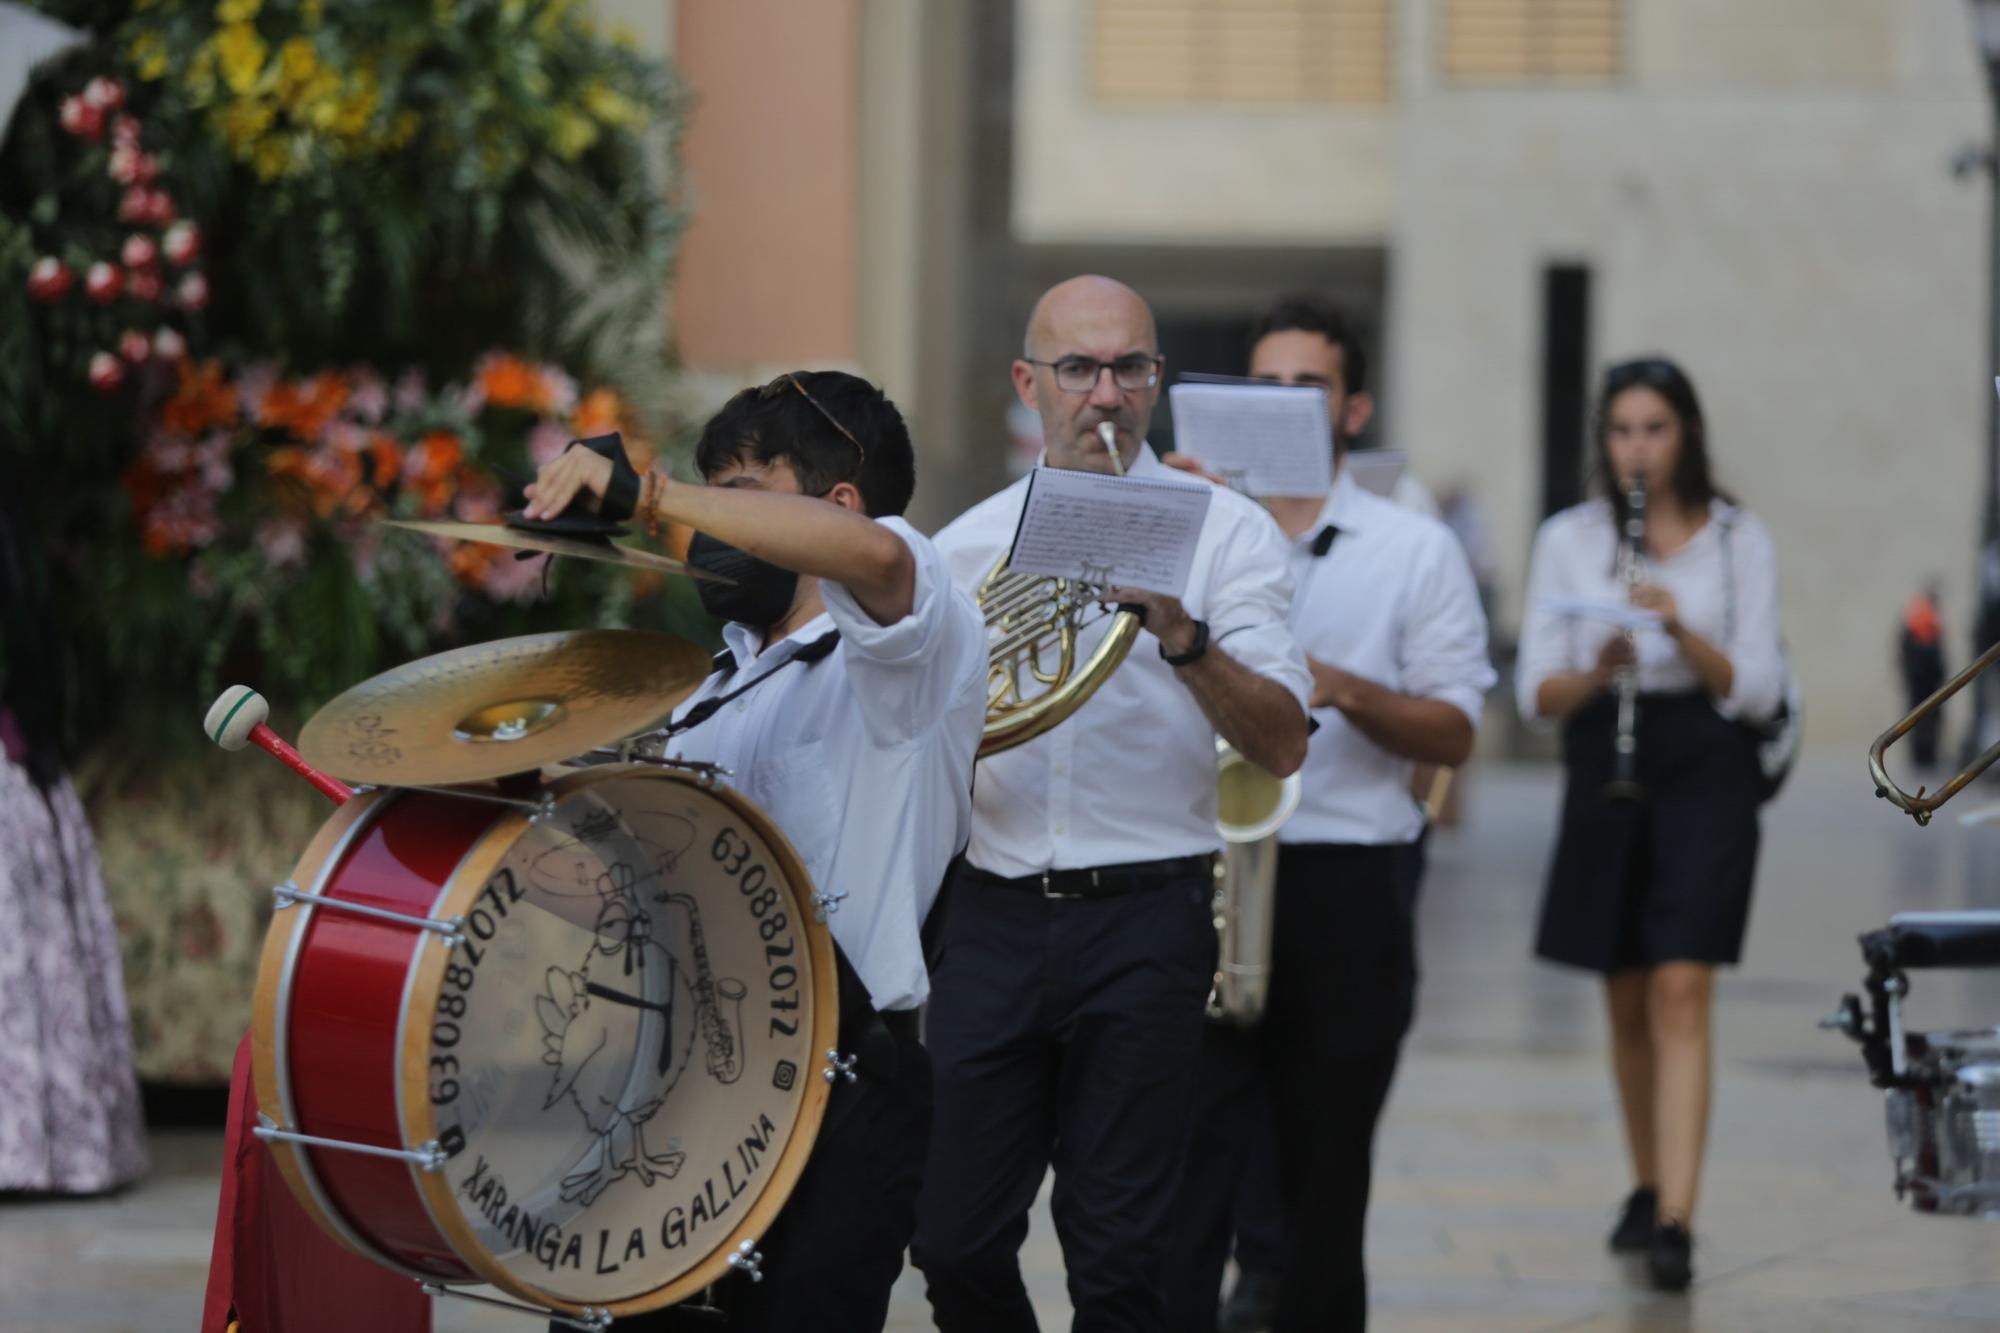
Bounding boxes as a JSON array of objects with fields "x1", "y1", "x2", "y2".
[
  {"x1": 1165, "y1": 840, "x2": 1423, "y2": 1333},
  {"x1": 1227, "y1": 1085, "x2": 1284, "y2": 1277},
  {"x1": 911, "y1": 862, "x2": 1218, "y2": 1332},
  {"x1": 575, "y1": 1032, "x2": 931, "y2": 1333}
]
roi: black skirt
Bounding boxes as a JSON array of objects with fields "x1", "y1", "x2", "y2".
[{"x1": 1534, "y1": 691, "x2": 1763, "y2": 974}]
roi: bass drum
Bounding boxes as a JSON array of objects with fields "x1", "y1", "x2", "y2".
[{"x1": 251, "y1": 764, "x2": 839, "y2": 1320}]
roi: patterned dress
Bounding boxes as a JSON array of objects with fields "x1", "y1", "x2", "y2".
[{"x1": 0, "y1": 732, "x2": 148, "y2": 1192}]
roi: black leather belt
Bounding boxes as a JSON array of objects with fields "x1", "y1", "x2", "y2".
[{"x1": 962, "y1": 853, "x2": 1215, "y2": 901}]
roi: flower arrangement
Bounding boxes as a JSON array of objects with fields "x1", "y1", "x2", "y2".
[{"x1": 111, "y1": 350, "x2": 692, "y2": 724}]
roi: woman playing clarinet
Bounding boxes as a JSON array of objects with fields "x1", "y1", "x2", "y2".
[{"x1": 1515, "y1": 357, "x2": 1786, "y2": 1293}]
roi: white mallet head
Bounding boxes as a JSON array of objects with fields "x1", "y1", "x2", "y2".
[{"x1": 205, "y1": 685, "x2": 269, "y2": 751}]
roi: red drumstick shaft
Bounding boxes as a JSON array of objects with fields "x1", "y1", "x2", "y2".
[{"x1": 249, "y1": 722, "x2": 352, "y2": 805}]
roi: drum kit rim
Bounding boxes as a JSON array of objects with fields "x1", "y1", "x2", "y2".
[{"x1": 227, "y1": 518, "x2": 845, "y2": 1323}]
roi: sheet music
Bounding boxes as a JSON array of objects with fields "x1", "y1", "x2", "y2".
[
  {"x1": 1005, "y1": 466, "x2": 1212, "y2": 598},
  {"x1": 1167, "y1": 382, "x2": 1333, "y2": 498},
  {"x1": 1345, "y1": 449, "x2": 1408, "y2": 498},
  {"x1": 1537, "y1": 596, "x2": 1665, "y2": 632}
]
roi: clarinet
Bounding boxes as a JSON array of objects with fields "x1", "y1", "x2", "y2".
[{"x1": 1605, "y1": 470, "x2": 1647, "y2": 801}]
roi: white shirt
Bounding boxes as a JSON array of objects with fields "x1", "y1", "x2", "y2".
[
  {"x1": 1516, "y1": 498, "x2": 1785, "y2": 726},
  {"x1": 663, "y1": 517, "x2": 987, "y2": 1011},
  {"x1": 935, "y1": 445, "x2": 1313, "y2": 877},
  {"x1": 1283, "y1": 469, "x2": 1496, "y2": 846}
]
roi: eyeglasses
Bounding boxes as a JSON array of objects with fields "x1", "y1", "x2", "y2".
[
  {"x1": 759, "y1": 372, "x2": 865, "y2": 467},
  {"x1": 1023, "y1": 354, "x2": 1164, "y2": 395},
  {"x1": 1604, "y1": 357, "x2": 1679, "y2": 393}
]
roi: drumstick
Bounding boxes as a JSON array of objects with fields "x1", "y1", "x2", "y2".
[{"x1": 204, "y1": 685, "x2": 352, "y2": 805}]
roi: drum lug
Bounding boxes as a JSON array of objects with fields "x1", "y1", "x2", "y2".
[
  {"x1": 822, "y1": 1049, "x2": 858, "y2": 1084},
  {"x1": 726, "y1": 1237, "x2": 766, "y2": 1283},
  {"x1": 811, "y1": 889, "x2": 848, "y2": 923},
  {"x1": 419, "y1": 1282, "x2": 612, "y2": 1330},
  {"x1": 255, "y1": 1113, "x2": 449, "y2": 1171},
  {"x1": 271, "y1": 880, "x2": 466, "y2": 946}
]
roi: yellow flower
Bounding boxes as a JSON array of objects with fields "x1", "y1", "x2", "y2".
[
  {"x1": 217, "y1": 94, "x2": 274, "y2": 148},
  {"x1": 216, "y1": 23, "x2": 268, "y2": 96},
  {"x1": 253, "y1": 136, "x2": 291, "y2": 180},
  {"x1": 549, "y1": 107, "x2": 598, "y2": 160},
  {"x1": 215, "y1": 0, "x2": 260, "y2": 22},
  {"x1": 186, "y1": 45, "x2": 218, "y2": 103},
  {"x1": 276, "y1": 36, "x2": 319, "y2": 94},
  {"x1": 581, "y1": 82, "x2": 642, "y2": 128},
  {"x1": 302, "y1": 0, "x2": 323, "y2": 24},
  {"x1": 129, "y1": 30, "x2": 170, "y2": 82},
  {"x1": 609, "y1": 23, "x2": 640, "y2": 51}
]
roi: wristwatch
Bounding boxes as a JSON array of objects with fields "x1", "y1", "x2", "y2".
[{"x1": 1160, "y1": 618, "x2": 1210, "y2": 667}]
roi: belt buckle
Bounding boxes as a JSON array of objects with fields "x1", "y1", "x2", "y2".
[{"x1": 1040, "y1": 869, "x2": 1086, "y2": 901}]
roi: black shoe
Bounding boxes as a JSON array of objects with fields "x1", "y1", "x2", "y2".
[
  {"x1": 1648, "y1": 1221, "x2": 1693, "y2": 1291},
  {"x1": 1607, "y1": 1186, "x2": 1657, "y2": 1253},
  {"x1": 1217, "y1": 1270, "x2": 1281, "y2": 1332}
]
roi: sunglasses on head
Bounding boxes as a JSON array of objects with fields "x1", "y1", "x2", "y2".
[
  {"x1": 758, "y1": 372, "x2": 866, "y2": 467},
  {"x1": 1603, "y1": 357, "x2": 1680, "y2": 394}
]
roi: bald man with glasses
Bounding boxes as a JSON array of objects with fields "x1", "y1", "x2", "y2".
[{"x1": 912, "y1": 275, "x2": 1313, "y2": 1332}]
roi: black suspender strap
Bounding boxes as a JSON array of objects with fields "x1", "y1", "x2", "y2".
[{"x1": 663, "y1": 628, "x2": 841, "y2": 739}]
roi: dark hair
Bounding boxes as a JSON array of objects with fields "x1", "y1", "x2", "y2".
[
  {"x1": 1593, "y1": 355, "x2": 1727, "y2": 527},
  {"x1": 1247, "y1": 294, "x2": 1368, "y2": 395},
  {"x1": 694, "y1": 370, "x2": 915, "y2": 517}
]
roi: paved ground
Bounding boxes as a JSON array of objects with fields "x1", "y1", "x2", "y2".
[{"x1": 9, "y1": 755, "x2": 2000, "y2": 1330}]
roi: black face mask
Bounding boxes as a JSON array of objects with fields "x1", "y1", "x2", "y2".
[{"x1": 686, "y1": 530, "x2": 800, "y2": 628}]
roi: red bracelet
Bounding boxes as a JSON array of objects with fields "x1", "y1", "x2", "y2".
[{"x1": 643, "y1": 471, "x2": 664, "y2": 536}]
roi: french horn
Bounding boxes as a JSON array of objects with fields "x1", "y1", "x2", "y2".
[
  {"x1": 1208, "y1": 738, "x2": 1301, "y2": 1025},
  {"x1": 977, "y1": 422, "x2": 1143, "y2": 756}
]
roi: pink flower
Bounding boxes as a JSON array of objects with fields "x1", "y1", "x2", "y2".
[
  {"x1": 325, "y1": 420, "x2": 365, "y2": 453},
  {"x1": 152, "y1": 327, "x2": 187, "y2": 362},
  {"x1": 108, "y1": 145, "x2": 142, "y2": 185},
  {"x1": 118, "y1": 187, "x2": 150, "y2": 224},
  {"x1": 84, "y1": 262, "x2": 122, "y2": 304},
  {"x1": 543, "y1": 366, "x2": 579, "y2": 415},
  {"x1": 127, "y1": 268, "x2": 163, "y2": 303},
  {"x1": 83, "y1": 77, "x2": 125, "y2": 112},
  {"x1": 477, "y1": 546, "x2": 549, "y2": 603},
  {"x1": 392, "y1": 368, "x2": 428, "y2": 414},
  {"x1": 162, "y1": 221, "x2": 201, "y2": 267},
  {"x1": 255, "y1": 519, "x2": 309, "y2": 569},
  {"x1": 131, "y1": 152, "x2": 159, "y2": 185},
  {"x1": 527, "y1": 418, "x2": 572, "y2": 467},
  {"x1": 122, "y1": 234, "x2": 158, "y2": 269},
  {"x1": 145, "y1": 190, "x2": 177, "y2": 226},
  {"x1": 112, "y1": 115, "x2": 141, "y2": 149},
  {"x1": 235, "y1": 361, "x2": 278, "y2": 419},
  {"x1": 455, "y1": 474, "x2": 503, "y2": 522},
  {"x1": 118, "y1": 329, "x2": 151, "y2": 364},
  {"x1": 456, "y1": 378, "x2": 487, "y2": 416},
  {"x1": 176, "y1": 271, "x2": 208, "y2": 311},
  {"x1": 26, "y1": 257, "x2": 71, "y2": 302},
  {"x1": 88, "y1": 351, "x2": 124, "y2": 394},
  {"x1": 347, "y1": 367, "x2": 388, "y2": 423},
  {"x1": 59, "y1": 95, "x2": 103, "y2": 141}
]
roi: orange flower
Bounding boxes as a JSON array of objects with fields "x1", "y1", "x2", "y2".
[
  {"x1": 407, "y1": 430, "x2": 464, "y2": 514},
  {"x1": 478, "y1": 354, "x2": 555, "y2": 412},
  {"x1": 447, "y1": 540, "x2": 499, "y2": 583},
  {"x1": 571, "y1": 386, "x2": 623, "y2": 437},
  {"x1": 259, "y1": 372, "x2": 350, "y2": 441},
  {"x1": 365, "y1": 431, "x2": 401, "y2": 488},
  {"x1": 161, "y1": 359, "x2": 241, "y2": 436}
]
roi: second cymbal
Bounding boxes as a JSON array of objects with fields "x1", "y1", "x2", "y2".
[
  {"x1": 298, "y1": 629, "x2": 712, "y2": 786},
  {"x1": 384, "y1": 518, "x2": 721, "y2": 579}
]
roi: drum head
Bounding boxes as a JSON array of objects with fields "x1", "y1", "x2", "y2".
[{"x1": 400, "y1": 768, "x2": 838, "y2": 1315}]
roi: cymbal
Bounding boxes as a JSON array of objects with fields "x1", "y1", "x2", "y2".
[
  {"x1": 383, "y1": 518, "x2": 718, "y2": 578},
  {"x1": 298, "y1": 629, "x2": 712, "y2": 786}
]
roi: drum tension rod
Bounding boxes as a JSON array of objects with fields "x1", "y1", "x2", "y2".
[
  {"x1": 271, "y1": 880, "x2": 466, "y2": 945},
  {"x1": 255, "y1": 1113, "x2": 447, "y2": 1171},
  {"x1": 822, "y1": 1049, "x2": 859, "y2": 1084},
  {"x1": 419, "y1": 1283, "x2": 612, "y2": 1331},
  {"x1": 811, "y1": 889, "x2": 848, "y2": 923},
  {"x1": 726, "y1": 1238, "x2": 766, "y2": 1283},
  {"x1": 399, "y1": 784, "x2": 558, "y2": 822}
]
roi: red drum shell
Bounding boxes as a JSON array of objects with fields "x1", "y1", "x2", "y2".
[{"x1": 252, "y1": 767, "x2": 840, "y2": 1318}]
